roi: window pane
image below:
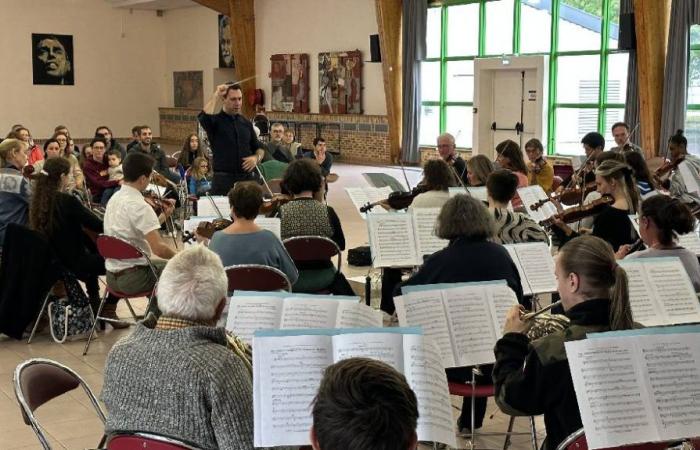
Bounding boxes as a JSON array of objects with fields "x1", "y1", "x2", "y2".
[
  {"x1": 521, "y1": 0, "x2": 552, "y2": 54},
  {"x1": 446, "y1": 60, "x2": 474, "y2": 103},
  {"x1": 689, "y1": 50, "x2": 700, "y2": 105},
  {"x1": 554, "y1": 107, "x2": 598, "y2": 155},
  {"x1": 445, "y1": 106, "x2": 473, "y2": 148},
  {"x1": 420, "y1": 105, "x2": 440, "y2": 147},
  {"x1": 485, "y1": 0, "x2": 514, "y2": 55},
  {"x1": 426, "y1": 7, "x2": 442, "y2": 59},
  {"x1": 557, "y1": 55, "x2": 600, "y2": 104},
  {"x1": 603, "y1": 108, "x2": 625, "y2": 149},
  {"x1": 446, "y1": 3, "x2": 480, "y2": 57},
  {"x1": 558, "y1": 0, "x2": 603, "y2": 52},
  {"x1": 607, "y1": 52, "x2": 628, "y2": 104},
  {"x1": 685, "y1": 110, "x2": 700, "y2": 156},
  {"x1": 421, "y1": 61, "x2": 440, "y2": 102},
  {"x1": 608, "y1": 0, "x2": 620, "y2": 49},
  {"x1": 691, "y1": 25, "x2": 700, "y2": 47}
]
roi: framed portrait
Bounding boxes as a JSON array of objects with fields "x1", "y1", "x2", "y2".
[
  {"x1": 32, "y1": 33, "x2": 74, "y2": 85},
  {"x1": 218, "y1": 14, "x2": 235, "y2": 69},
  {"x1": 270, "y1": 53, "x2": 310, "y2": 113},
  {"x1": 174, "y1": 71, "x2": 204, "y2": 108},
  {"x1": 318, "y1": 50, "x2": 362, "y2": 114}
]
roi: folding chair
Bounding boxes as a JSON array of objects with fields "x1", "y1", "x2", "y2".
[
  {"x1": 107, "y1": 431, "x2": 201, "y2": 450},
  {"x1": 13, "y1": 358, "x2": 106, "y2": 450},
  {"x1": 555, "y1": 428, "x2": 671, "y2": 450},
  {"x1": 225, "y1": 264, "x2": 292, "y2": 293},
  {"x1": 283, "y1": 236, "x2": 342, "y2": 293},
  {"x1": 83, "y1": 235, "x2": 160, "y2": 355}
]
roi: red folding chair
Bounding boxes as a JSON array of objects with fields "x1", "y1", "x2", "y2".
[
  {"x1": 556, "y1": 428, "x2": 673, "y2": 450},
  {"x1": 83, "y1": 234, "x2": 160, "y2": 355},
  {"x1": 107, "y1": 431, "x2": 200, "y2": 450},
  {"x1": 14, "y1": 358, "x2": 106, "y2": 450},
  {"x1": 225, "y1": 264, "x2": 292, "y2": 293},
  {"x1": 283, "y1": 236, "x2": 342, "y2": 293}
]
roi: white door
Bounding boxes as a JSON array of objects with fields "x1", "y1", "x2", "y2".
[{"x1": 491, "y1": 68, "x2": 539, "y2": 150}]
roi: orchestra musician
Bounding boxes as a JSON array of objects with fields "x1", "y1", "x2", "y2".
[
  {"x1": 609, "y1": 122, "x2": 642, "y2": 154},
  {"x1": 0, "y1": 139, "x2": 31, "y2": 258},
  {"x1": 493, "y1": 235, "x2": 635, "y2": 450},
  {"x1": 624, "y1": 152, "x2": 659, "y2": 198},
  {"x1": 466, "y1": 154, "x2": 494, "y2": 187},
  {"x1": 557, "y1": 132, "x2": 605, "y2": 193},
  {"x1": 524, "y1": 138, "x2": 554, "y2": 193},
  {"x1": 436, "y1": 133, "x2": 468, "y2": 185},
  {"x1": 661, "y1": 129, "x2": 700, "y2": 206},
  {"x1": 495, "y1": 140, "x2": 529, "y2": 209}
]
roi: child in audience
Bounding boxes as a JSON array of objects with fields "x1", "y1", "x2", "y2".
[
  {"x1": 188, "y1": 156, "x2": 211, "y2": 197},
  {"x1": 106, "y1": 149, "x2": 123, "y2": 182}
]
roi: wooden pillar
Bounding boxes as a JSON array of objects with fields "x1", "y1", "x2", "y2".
[
  {"x1": 228, "y1": 0, "x2": 256, "y2": 118},
  {"x1": 634, "y1": 0, "x2": 671, "y2": 158},
  {"x1": 375, "y1": 0, "x2": 403, "y2": 163}
]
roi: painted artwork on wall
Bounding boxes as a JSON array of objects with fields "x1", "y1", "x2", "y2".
[
  {"x1": 270, "y1": 53, "x2": 310, "y2": 113},
  {"x1": 173, "y1": 71, "x2": 203, "y2": 109},
  {"x1": 318, "y1": 50, "x2": 362, "y2": 114},
  {"x1": 218, "y1": 14, "x2": 234, "y2": 68},
  {"x1": 32, "y1": 33, "x2": 74, "y2": 85}
]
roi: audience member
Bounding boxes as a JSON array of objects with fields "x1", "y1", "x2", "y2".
[
  {"x1": 53, "y1": 125, "x2": 80, "y2": 157},
  {"x1": 266, "y1": 123, "x2": 294, "y2": 163},
  {"x1": 0, "y1": 139, "x2": 31, "y2": 253},
  {"x1": 31, "y1": 138, "x2": 62, "y2": 173},
  {"x1": 304, "y1": 137, "x2": 333, "y2": 177},
  {"x1": 79, "y1": 143, "x2": 92, "y2": 167},
  {"x1": 106, "y1": 149, "x2": 123, "y2": 182},
  {"x1": 126, "y1": 125, "x2": 142, "y2": 152},
  {"x1": 176, "y1": 133, "x2": 205, "y2": 171},
  {"x1": 8, "y1": 127, "x2": 43, "y2": 165},
  {"x1": 83, "y1": 137, "x2": 120, "y2": 205},
  {"x1": 95, "y1": 125, "x2": 125, "y2": 159},
  {"x1": 127, "y1": 125, "x2": 180, "y2": 184},
  {"x1": 52, "y1": 131, "x2": 84, "y2": 191},
  {"x1": 282, "y1": 128, "x2": 302, "y2": 159},
  {"x1": 187, "y1": 157, "x2": 211, "y2": 197}
]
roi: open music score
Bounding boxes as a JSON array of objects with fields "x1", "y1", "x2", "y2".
[
  {"x1": 449, "y1": 186, "x2": 486, "y2": 202},
  {"x1": 366, "y1": 208, "x2": 447, "y2": 267},
  {"x1": 225, "y1": 291, "x2": 382, "y2": 344},
  {"x1": 504, "y1": 242, "x2": 557, "y2": 295},
  {"x1": 394, "y1": 281, "x2": 519, "y2": 368},
  {"x1": 345, "y1": 186, "x2": 393, "y2": 218},
  {"x1": 253, "y1": 327, "x2": 457, "y2": 448},
  {"x1": 517, "y1": 185, "x2": 559, "y2": 224},
  {"x1": 618, "y1": 257, "x2": 700, "y2": 327},
  {"x1": 566, "y1": 327, "x2": 700, "y2": 449},
  {"x1": 196, "y1": 195, "x2": 229, "y2": 217},
  {"x1": 183, "y1": 216, "x2": 282, "y2": 241}
]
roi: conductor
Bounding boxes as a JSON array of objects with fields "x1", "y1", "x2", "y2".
[{"x1": 198, "y1": 83, "x2": 266, "y2": 195}]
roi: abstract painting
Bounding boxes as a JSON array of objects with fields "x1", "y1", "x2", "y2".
[
  {"x1": 270, "y1": 53, "x2": 309, "y2": 113},
  {"x1": 318, "y1": 50, "x2": 362, "y2": 114},
  {"x1": 173, "y1": 71, "x2": 203, "y2": 108}
]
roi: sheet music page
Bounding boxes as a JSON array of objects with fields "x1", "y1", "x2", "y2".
[
  {"x1": 196, "y1": 195, "x2": 229, "y2": 217},
  {"x1": 395, "y1": 292, "x2": 456, "y2": 368},
  {"x1": 367, "y1": 213, "x2": 419, "y2": 267},
  {"x1": 505, "y1": 245, "x2": 532, "y2": 296},
  {"x1": 332, "y1": 332, "x2": 405, "y2": 371},
  {"x1": 225, "y1": 296, "x2": 284, "y2": 344},
  {"x1": 506, "y1": 243, "x2": 557, "y2": 294},
  {"x1": 411, "y1": 208, "x2": 448, "y2": 257},
  {"x1": 517, "y1": 185, "x2": 557, "y2": 223},
  {"x1": 677, "y1": 232, "x2": 700, "y2": 256},
  {"x1": 565, "y1": 339, "x2": 658, "y2": 449},
  {"x1": 345, "y1": 187, "x2": 393, "y2": 218},
  {"x1": 403, "y1": 334, "x2": 458, "y2": 448},
  {"x1": 618, "y1": 261, "x2": 665, "y2": 326},
  {"x1": 280, "y1": 298, "x2": 338, "y2": 329},
  {"x1": 487, "y1": 285, "x2": 520, "y2": 334},
  {"x1": 442, "y1": 286, "x2": 498, "y2": 367},
  {"x1": 645, "y1": 258, "x2": 700, "y2": 324},
  {"x1": 254, "y1": 216, "x2": 281, "y2": 240},
  {"x1": 448, "y1": 187, "x2": 471, "y2": 198},
  {"x1": 254, "y1": 334, "x2": 333, "y2": 447},
  {"x1": 335, "y1": 301, "x2": 383, "y2": 328}
]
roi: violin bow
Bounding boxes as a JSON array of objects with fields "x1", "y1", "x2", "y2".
[
  {"x1": 151, "y1": 171, "x2": 179, "y2": 249},
  {"x1": 205, "y1": 192, "x2": 225, "y2": 220},
  {"x1": 398, "y1": 157, "x2": 413, "y2": 192},
  {"x1": 255, "y1": 163, "x2": 275, "y2": 198}
]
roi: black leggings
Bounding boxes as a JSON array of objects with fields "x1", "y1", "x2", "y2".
[{"x1": 71, "y1": 253, "x2": 118, "y2": 305}]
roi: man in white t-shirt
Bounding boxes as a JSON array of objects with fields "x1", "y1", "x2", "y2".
[{"x1": 104, "y1": 152, "x2": 176, "y2": 320}]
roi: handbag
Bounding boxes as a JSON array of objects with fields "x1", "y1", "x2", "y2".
[
  {"x1": 348, "y1": 246, "x2": 372, "y2": 266},
  {"x1": 48, "y1": 272, "x2": 95, "y2": 343}
]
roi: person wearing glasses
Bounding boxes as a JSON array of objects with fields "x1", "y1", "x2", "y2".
[
  {"x1": 188, "y1": 157, "x2": 212, "y2": 197},
  {"x1": 436, "y1": 133, "x2": 468, "y2": 186}
]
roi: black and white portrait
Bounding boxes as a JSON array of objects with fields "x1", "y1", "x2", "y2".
[
  {"x1": 32, "y1": 33, "x2": 74, "y2": 85},
  {"x1": 218, "y1": 15, "x2": 234, "y2": 69}
]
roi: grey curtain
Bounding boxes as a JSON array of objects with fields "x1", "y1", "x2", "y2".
[
  {"x1": 659, "y1": 0, "x2": 700, "y2": 152},
  {"x1": 401, "y1": 0, "x2": 427, "y2": 163},
  {"x1": 621, "y1": 0, "x2": 641, "y2": 145}
]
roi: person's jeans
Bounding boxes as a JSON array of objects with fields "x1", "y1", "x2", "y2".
[{"x1": 100, "y1": 187, "x2": 119, "y2": 206}]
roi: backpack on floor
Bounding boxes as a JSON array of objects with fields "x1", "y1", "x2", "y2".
[{"x1": 48, "y1": 272, "x2": 94, "y2": 343}]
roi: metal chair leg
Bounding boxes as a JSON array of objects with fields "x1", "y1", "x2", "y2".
[
  {"x1": 124, "y1": 298, "x2": 138, "y2": 320},
  {"x1": 27, "y1": 292, "x2": 52, "y2": 344},
  {"x1": 83, "y1": 291, "x2": 108, "y2": 355},
  {"x1": 502, "y1": 416, "x2": 515, "y2": 450},
  {"x1": 529, "y1": 416, "x2": 538, "y2": 450}
]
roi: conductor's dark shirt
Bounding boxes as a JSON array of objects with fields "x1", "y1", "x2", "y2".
[{"x1": 198, "y1": 110, "x2": 263, "y2": 174}]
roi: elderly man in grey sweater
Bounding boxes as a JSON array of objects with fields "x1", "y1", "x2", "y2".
[{"x1": 101, "y1": 245, "x2": 257, "y2": 449}]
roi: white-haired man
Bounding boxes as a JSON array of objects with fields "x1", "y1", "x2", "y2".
[
  {"x1": 436, "y1": 133, "x2": 468, "y2": 185},
  {"x1": 102, "y1": 245, "x2": 257, "y2": 449}
]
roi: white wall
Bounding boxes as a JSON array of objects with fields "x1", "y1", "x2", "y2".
[
  {"x1": 255, "y1": 0, "x2": 386, "y2": 115},
  {"x1": 0, "y1": 0, "x2": 168, "y2": 139}
]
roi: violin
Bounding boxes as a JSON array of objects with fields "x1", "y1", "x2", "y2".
[
  {"x1": 259, "y1": 194, "x2": 292, "y2": 216},
  {"x1": 539, "y1": 195, "x2": 614, "y2": 228},
  {"x1": 182, "y1": 218, "x2": 233, "y2": 244},
  {"x1": 531, "y1": 181, "x2": 597, "y2": 210},
  {"x1": 359, "y1": 184, "x2": 429, "y2": 213},
  {"x1": 142, "y1": 190, "x2": 170, "y2": 215},
  {"x1": 653, "y1": 156, "x2": 684, "y2": 187},
  {"x1": 151, "y1": 171, "x2": 178, "y2": 189}
]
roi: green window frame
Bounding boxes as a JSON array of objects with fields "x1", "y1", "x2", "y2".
[
  {"x1": 422, "y1": 0, "x2": 628, "y2": 155},
  {"x1": 686, "y1": 25, "x2": 700, "y2": 154}
]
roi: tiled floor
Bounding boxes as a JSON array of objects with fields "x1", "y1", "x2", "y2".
[{"x1": 0, "y1": 162, "x2": 545, "y2": 449}]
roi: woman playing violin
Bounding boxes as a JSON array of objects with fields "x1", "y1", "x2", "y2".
[
  {"x1": 663, "y1": 129, "x2": 700, "y2": 206},
  {"x1": 551, "y1": 159, "x2": 640, "y2": 252},
  {"x1": 524, "y1": 138, "x2": 554, "y2": 194},
  {"x1": 408, "y1": 159, "x2": 453, "y2": 208}
]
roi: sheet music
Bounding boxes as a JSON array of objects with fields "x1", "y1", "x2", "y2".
[
  {"x1": 411, "y1": 208, "x2": 448, "y2": 257},
  {"x1": 197, "y1": 195, "x2": 229, "y2": 217},
  {"x1": 619, "y1": 261, "x2": 666, "y2": 326},
  {"x1": 395, "y1": 292, "x2": 456, "y2": 368},
  {"x1": 146, "y1": 183, "x2": 167, "y2": 197},
  {"x1": 505, "y1": 246, "x2": 532, "y2": 296},
  {"x1": 403, "y1": 334, "x2": 458, "y2": 448},
  {"x1": 367, "y1": 213, "x2": 419, "y2": 267},
  {"x1": 254, "y1": 216, "x2": 281, "y2": 240},
  {"x1": 487, "y1": 285, "x2": 520, "y2": 334},
  {"x1": 335, "y1": 301, "x2": 383, "y2": 328},
  {"x1": 505, "y1": 243, "x2": 557, "y2": 295},
  {"x1": 677, "y1": 232, "x2": 700, "y2": 256},
  {"x1": 225, "y1": 296, "x2": 284, "y2": 344},
  {"x1": 518, "y1": 185, "x2": 558, "y2": 224},
  {"x1": 332, "y1": 332, "x2": 405, "y2": 371},
  {"x1": 254, "y1": 334, "x2": 333, "y2": 446},
  {"x1": 280, "y1": 299, "x2": 338, "y2": 329},
  {"x1": 345, "y1": 186, "x2": 393, "y2": 218}
]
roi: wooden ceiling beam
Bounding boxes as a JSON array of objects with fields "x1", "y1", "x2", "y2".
[
  {"x1": 228, "y1": 0, "x2": 257, "y2": 117},
  {"x1": 190, "y1": 0, "x2": 229, "y2": 16}
]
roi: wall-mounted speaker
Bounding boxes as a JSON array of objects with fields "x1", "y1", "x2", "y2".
[
  {"x1": 369, "y1": 34, "x2": 381, "y2": 63},
  {"x1": 619, "y1": 13, "x2": 636, "y2": 50}
]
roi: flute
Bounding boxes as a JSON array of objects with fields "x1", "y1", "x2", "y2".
[{"x1": 521, "y1": 300, "x2": 562, "y2": 321}]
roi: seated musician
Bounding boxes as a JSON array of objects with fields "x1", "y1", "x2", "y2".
[
  {"x1": 466, "y1": 154, "x2": 494, "y2": 187},
  {"x1": 487, "y1": 169, "x2": 548, "y2": 245},
  {"x1": 201, "y1": 181, "x2": 298, "y2": 284},
  {"x1": 0, "y1": 139, "x2": 31, "y2": 257},
  {"x1": 265, "y1": 122, "x2": 294, "y2": 163},
  {"x1": 187, "y1": 157, "x2": 212, "y2": 197},
  {"x1": 493, "y1": 235, "x2": 635, "y2": 450},
  {"x1": 397, "y1": 195, "x2": 524, "y2": 432},
  {"x1": 102, "y1": 245, "x2": 258, "y2": 449},
  {"x1": 610, "y1": 122, "x2": 642, "y2": 154},
  {"x1": 624, "y1": 152, "x2": 658, "y2": 198},
  {"x1": 28, "y1": 158, "x2": 121, "y2": 322},
  {"x1": 103, "y1": 152, "x2": 176, "y2": 318},
  {"x1": 557, "y1": 131, "x2": 605, "y2": 192},
  {"x1": 551, "y1": 159, "x2": 639, "y2": 252},
  {"x1": 574, "y1": 151, "x2": 626, "y2": 230},
  {"x1": 280, "y1": 159, "x2": 352, "y2": 294},
  {"x1": 617, "y1": 195, "x2": 700, "y2": 291},
  {"x1": 304, "y1": 137, "x2": 333, "y2": 177},
  {"x1": 310, "y1": 358, "x2": 418, "y2": 450},
  {"x1": 437, "y1": 132, "x2": 468, "y2": 185},
  {"x1": 83, "y1": 137, "x2": 120, "y2": 206},
  {"x1": 495, "y1": 140, "x2": 529, "y2": 209},
  {"x1": 663, "y1": 129, "x2": 700, "y2": 206},
  {"x1": 411, "y1": 159, "x2": 453, "y2": 208},
  {"x1": 524, "y1": 138, "x2": 554, "y2": 193}
]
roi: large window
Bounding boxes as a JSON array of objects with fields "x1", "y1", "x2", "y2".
[
  {"x1": 420, "y1": 0, "x2": 628, "y2": 155},
  {"x1": 686, "y1": 26, "x2": 700, "y2": 154}
]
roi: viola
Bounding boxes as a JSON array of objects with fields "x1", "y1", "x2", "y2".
[
  {"x1": 142, "y1": 190, "x2": 170, "y2": 215},
  {"x1": 182, "y1": 218, "x2": 233, "y2": 244},
  {"x1": 653, "y1": 156, "x2": 684, "y2": 187},
  {"x1": 359, "y1": 184, "x2": 429, "y2": 213},
  {"x1": 539, "y1": 195, "x2": 614, "y2": 227},
  {"x1": 259, "y1": 194, "x2": 292, "y2": 216}
]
